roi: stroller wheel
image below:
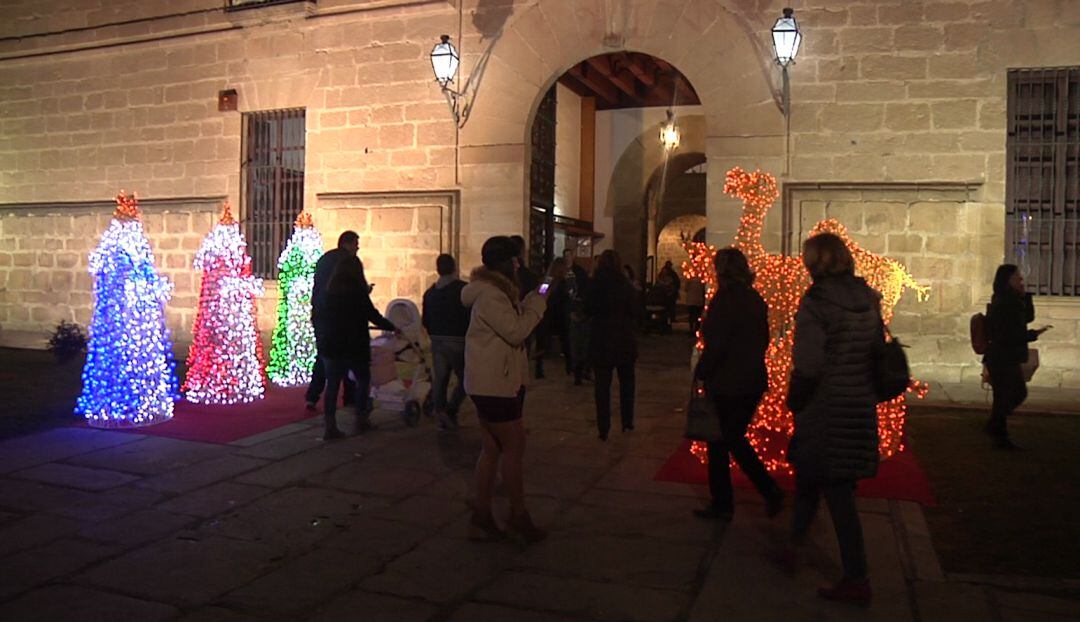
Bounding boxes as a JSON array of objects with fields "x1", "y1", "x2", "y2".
[{"x1": 403, "y1": 400, "x2": 422, "y2": 427}]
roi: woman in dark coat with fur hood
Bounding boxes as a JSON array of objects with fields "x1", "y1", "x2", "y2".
[{"x1": 787, "y1": 232, "x2": 882, "y2": 605}]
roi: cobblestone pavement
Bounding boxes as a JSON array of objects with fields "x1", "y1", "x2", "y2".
[{"x1": 0, "y1": 335, "x2": 1077, "y2": 621}]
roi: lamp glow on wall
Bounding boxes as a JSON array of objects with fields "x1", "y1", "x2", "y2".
[
  {"x1": 430, "y1": 34, "x2": 480, "y2": 128},
  {"x1": 660, "y1": 110, "x2": 681, "y2": 151}
]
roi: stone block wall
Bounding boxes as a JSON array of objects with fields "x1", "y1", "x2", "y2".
[
  {"x1": 316, "y1": 191, "x2": 457, "y2": 316},
  {"x1": 0, "y1": 0, "x2": 1078, "y2": 389},
  {"x1": 794, "y1": 185, "x2": 1079, "y2": 389},
  {"x1": 0, "y1": 199, "x2": 222, "y2": 346}
]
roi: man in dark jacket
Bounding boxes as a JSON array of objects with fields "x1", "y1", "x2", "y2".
[
  {"x1": 422, "y1": 254, "x2": 469, "y2": 431},
  {"x1": 319, "y1": 255, "x2": 397, "y2": 437},
  {"x1": 306, "y1": 231, "x2": 360, "y2": 410}
]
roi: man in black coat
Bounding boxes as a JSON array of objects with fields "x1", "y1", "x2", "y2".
[{"x1": 306, "y1": 230, "x2": 361, "y2": 410}]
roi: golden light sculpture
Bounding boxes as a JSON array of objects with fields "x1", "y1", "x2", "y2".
[{"x1": 683, "y1": 167, "x2": 931, "y2": 472}]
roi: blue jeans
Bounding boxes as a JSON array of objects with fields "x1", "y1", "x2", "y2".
[
  {"x1": 322, "y1": 357, "x2": 371, "y2": 430},
  {"x1": 430, "y1": 338, "x2": 466, "y2": 418}
]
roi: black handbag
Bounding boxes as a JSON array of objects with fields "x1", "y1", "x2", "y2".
[
  {"x1": 685, "y1": 383, "x2": 722, "y2": 442},
  {"x1": 874, "y1": 325, "x2": 910, "y2": 401}
]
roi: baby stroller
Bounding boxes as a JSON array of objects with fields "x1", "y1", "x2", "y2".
[
  {"x1": 643, "y1": 284, "x2": 672, "y2": 334},
  {"x1": 368, "y1": 299, "x2": 433, "y2": 427}
]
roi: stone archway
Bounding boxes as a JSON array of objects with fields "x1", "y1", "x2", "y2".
[
  {"x1": 455, "y1": 0, "x2": 785, "y2": 268},
  {"x1": 657, "y1": 214, "x2": 708, "y2": 290},
  {"x1": 605, "y1": 115, "x2": 706, "y2": 278}
]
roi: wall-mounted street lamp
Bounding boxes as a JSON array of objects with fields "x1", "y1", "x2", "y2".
[
  {"x1": 659, "y1": 110, "x2": 681, "y2": 151},
  {"x1": 771, "y1": 7, "x2": 802, "y2": 116},
  {"x1": 430, "y1": 34, "x2": 476, "y2": 128}
]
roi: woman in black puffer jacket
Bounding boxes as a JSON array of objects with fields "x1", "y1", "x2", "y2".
[
  {"x1": 787, "y1": 233, "x2": 882, "y2": 605},
  {"x1": 984, "y1": 264, "x2": 1048, "y2": 449}
]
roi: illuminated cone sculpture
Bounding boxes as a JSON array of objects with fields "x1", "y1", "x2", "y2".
[
  {"x1": 76, "y1": 192, "x2": 180, "y2": 428},
  {"x1": 182, "y1": 203, "x2": 266, "y2": 404},
  {"x1": 266, "y1": 211, "x2": 322, "y2": 387}
]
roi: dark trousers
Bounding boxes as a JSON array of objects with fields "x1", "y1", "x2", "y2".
[
  {"x1": 705, "y1": 394, "x2": 778, "y2": 511},
  {"x1": 988, "y1": 363, "x2": 1027, "y2": 439},
  {"x1": 322, "y1": 357, "x2": 371, "y2": 429},
  {"x1": 559, "y1": 328, "x2": 573, "y2": 374},
  {"x1": 792, "y1": 475, "x2": 867, "y2": 580},
  {"x1": 306, "y1": 353, "x2": 356, "y2": 406},
  {"x1": 431, "y1": 338, "x2": 466, "y2": 417},
  {"x1": 594, "y1": 363, "x2": 636, "y2": 435},
  {"x1": 687, "y1": 305, "x2": 704, "y2": 335}
]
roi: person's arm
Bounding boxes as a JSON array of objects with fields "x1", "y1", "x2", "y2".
[
  {"x1": 992, "y1": 298, "x2": 1036, "y2": 348},
  {"x1": 584, "y1": 279, "x2": 604, "y2": 317},
  {"x1": 693, "y1": 293, "x2": 732, "y2": 381},
  {"x1": 421, "y1": 290, "x2": 431, "y2": 332},
  {"x1": 360, "y1": 290, "x2": 396, "y2": 332},
  {"x1": 475, "y1": 289, "x2": 546, "y2": 347},
  {"x1": 787, "y1": 298, "x2": 826, "y2": 413}
]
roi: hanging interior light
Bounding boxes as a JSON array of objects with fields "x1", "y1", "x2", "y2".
[
  {"x1": 659, "y1": 110, "x2": 681, "y2": 151},
  {"x1": 429, "y1": 34, "x2": 460, "y2": 87},
  {"x1": 771, "y1": 7, "x2": 802, "y2": 67}
]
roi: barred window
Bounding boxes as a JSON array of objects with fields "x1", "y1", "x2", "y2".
[
  {"x1": 241, "y1": 108, "x2": 306, "y2": 279},
  {"x1": 1006, "y1": 67, "x2": 1080, "y2": 296}
]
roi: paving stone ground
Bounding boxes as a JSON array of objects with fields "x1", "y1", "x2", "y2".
[{"x1": 0, "y1": 334, "x2": 1077, "y2": 621}]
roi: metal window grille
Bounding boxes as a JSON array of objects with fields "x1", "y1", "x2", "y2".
[
  {"x1": 1006, "y1": 67, "x2": 1080, "y2": 296},
  {"x1": 241, "y1": 108, "x2": 306, "y2": 279},
  {"x1": 528, "y1": 85, "x2": 557, "y2": 272}
]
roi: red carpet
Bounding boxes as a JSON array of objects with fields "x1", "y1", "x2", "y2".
[
  {"x1": 654, "y1": 440, "x2": 936, "y2": 506},
  {"x1": 99, "y1": 386, "x2": 314, "y2": 444}
]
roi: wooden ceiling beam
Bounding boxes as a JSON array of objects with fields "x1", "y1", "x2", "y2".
[
  {"x1": 622, "y1": 53, "x2": 655, "y2": 87},
  {"x1": 557, "y1": 73, "x2": 593, "y2": 99},
  {"x1": 586, "y1": 56, "x2": 642, "y2": 104},
  {"x1": 567, "y1": 64, "x2": 619, "y2": 107}
]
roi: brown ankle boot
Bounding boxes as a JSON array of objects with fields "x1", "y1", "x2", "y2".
[{"x1": 507, "y1": 511, "x2": 547, "y2": 544}]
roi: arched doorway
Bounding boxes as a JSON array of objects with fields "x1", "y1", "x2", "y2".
[
  {"x1": 525, "y1": 52, "x2": 701, "y2": 273},
  {"x1": 454, "y1": 0, "x2": 785, "y2": 271}
]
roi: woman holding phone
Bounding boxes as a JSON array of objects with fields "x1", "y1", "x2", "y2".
[
  {"x1": 984, "y1": 264, "x2": 1050, "y2": 449},
  {"x1": 461, "y1": 236, "x2": 556, "y2": 543}
]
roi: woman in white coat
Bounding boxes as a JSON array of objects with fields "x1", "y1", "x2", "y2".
[{"x1": 461, "y1": 236, "x2": 551, "y2": 543}]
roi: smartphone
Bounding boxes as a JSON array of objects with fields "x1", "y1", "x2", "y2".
[{"x1": 538, "y1": 276, "x2": 554, "y2": 295}]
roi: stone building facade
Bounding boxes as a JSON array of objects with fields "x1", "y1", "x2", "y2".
[{"x1": 1, "y1": 0, "x2": 1078, "y2": 390}]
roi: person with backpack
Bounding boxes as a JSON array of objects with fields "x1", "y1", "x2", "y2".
[
  {"x1": 982, "y1": 264, "x2": 1051, "y2": 449},
  {"x1": 786, "y1": 233, "x2": 882, "y2": 605}
]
